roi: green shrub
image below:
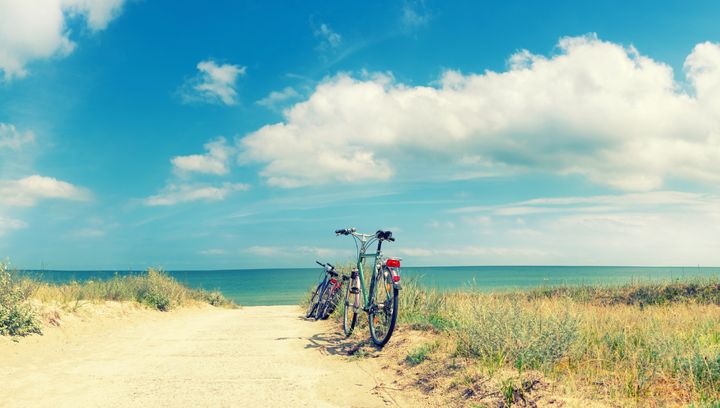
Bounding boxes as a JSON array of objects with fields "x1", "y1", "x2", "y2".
[{"x1": 0, "y1": 262, "x2": 41, "y2": 336}]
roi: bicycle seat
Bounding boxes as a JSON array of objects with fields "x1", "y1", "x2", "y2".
[{"x1": 375, "y1": 230, "x2": 395, "y2": 242}]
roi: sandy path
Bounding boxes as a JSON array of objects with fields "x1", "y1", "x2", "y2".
[{"x1": 0, "y1": 305, "x2": 422, "y2": 408}]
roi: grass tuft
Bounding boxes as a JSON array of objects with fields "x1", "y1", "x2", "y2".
[{"x1": 405, "y1": 341, "x2": 439, "y2": 366}]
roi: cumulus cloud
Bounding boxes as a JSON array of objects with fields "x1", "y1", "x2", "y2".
[
  {"x1": 256, "y1": 87, "x2": 301, "y2": 109},
  {"x1": 0, "y1": 123, "x2": 35, "y2": 150},
  {"x1": 239, "y1": 35, "x2": 720, "y2": 190},
  {"x1": 0, "y1": 175, "x2": 91, "y2": 207},
  {"x1": 179, "y1": 60, "x2": 246, "y2": 105},
  {"x1": 143, "y1": 182, "x2": 250, "y2": 206},
  {"x1": 0, "y1": 0, "x2": 125, "y2": 80},
  {"x1": 171, "y1": 137, "x2": 234, "y2": 176}
]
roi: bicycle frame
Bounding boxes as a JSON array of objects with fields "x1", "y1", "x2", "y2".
[{"x1": 348, "y1": 231, "x2": 385, "y2": 311}]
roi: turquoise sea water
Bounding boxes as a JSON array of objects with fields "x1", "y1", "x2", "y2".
[{"x1": 19, "y1": 266, "x2": 720, "y2": 306}]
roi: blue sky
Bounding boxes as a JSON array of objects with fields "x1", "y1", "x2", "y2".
[{"x1": 1, "y1": 0, "x2": 720, "y2": 269}]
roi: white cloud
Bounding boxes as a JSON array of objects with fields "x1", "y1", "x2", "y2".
[
  {"x1": 451, "y1": 191, "x2": 718, "y2": 215},
  {"x1": 441, "y1": 191, "x2": 720, "y2": 265},
  {"x1": 62, "y1": 0, "x2": 125, "y2": 31},
  {"x1": 401, "y1": 0, "x2": 430, "y2": 32},
  {"x1": 256, "y1": 87, "x2": 301, "y2": 109},
  {"x1": 144, "y1": 182, "x2": 250, "y2": 206},
  {"x1": 179, "y1": 60, "x2": 246, "y2": 105},
  {"x1": 67, "y1": 227, "x2": 106, "y2": 238},
  {"x1": 0, "y1": 216, "x2": 26, "y2": 236},
  {"x1": 200, "y1": 248, "x2": 227, "y2": 256},
  {"x1": 0, "y1": 175, "x2": 91, "y2": 207},
  {"x1": 239, "y1": 35, "x2": 720, "y2": 191},
  {"x1": 398, "y1": 246, "x2": 548, "y2": 258},
  {"x1": 314, "y1": 23, "x2": 342, "y2": 51},
  {"x1": 243, "y1": 245, "x2": 350, "y2": 259},
  {"x1": 243, "y1": 245, "x2": 282, "y2": 257},
  {"x1": 427, "y1": 220, "x2": 455, "y2": 229},
  {"x1": 0, "y1": 0, "x2": 125, "y2": 80},
  {"x1": 0, "y1": 123, "x2": 35, "y2": 150},
  {"x1": 171, "y1": 137, "x2": 234, "y2": 176}
]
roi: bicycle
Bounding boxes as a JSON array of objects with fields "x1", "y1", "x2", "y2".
[
  {"x1": 315, "y1": 267, "x2": 346, "y2": 320},
  {"x1": 305, "y1": 261, "x2": 341, "y2": 319},
  {"x1": 335, "y1": 228, "x2": 401, "y2": 346}
]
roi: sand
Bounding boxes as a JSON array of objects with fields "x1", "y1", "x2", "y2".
[{"x1": 0, "y1": 304, "x2": 427, "y2": 408}]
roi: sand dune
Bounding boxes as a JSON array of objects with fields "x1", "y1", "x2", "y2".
[{"x1": 0, "y1": 305, "x2": 424, "y2": 408}]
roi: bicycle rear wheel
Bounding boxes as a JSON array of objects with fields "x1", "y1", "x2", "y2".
[
  {"x1": 342, "y1": 279, "x2": 358, "y2": 336},
  {"x1": 305, "y1": 282, "x2": 323, "y2": 318},
  {"x1": 323, "y1": 285, "x2": 341, "y2": 318},
  {"x1": 368, "y1": 267, "x2": 399, "y2": 346},
  {"x1": 315, "y1": 284, "x2": 333, "y2": 321}
]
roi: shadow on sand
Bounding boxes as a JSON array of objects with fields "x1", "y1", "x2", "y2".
[{"x1": 304, "y1": 331, "x2": 372, "y2": 356}]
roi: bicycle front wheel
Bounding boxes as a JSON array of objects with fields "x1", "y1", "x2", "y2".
[
  {"x1": 342, "y1": 279, "x2": 358, "y2": 337},
  {"x1": 368, "y1": 267, "x2": 399, "y2": 346}
]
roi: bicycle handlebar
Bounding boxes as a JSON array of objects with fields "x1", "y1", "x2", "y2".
[
  {"x1": 316, "y1": 260, "x2": 325, "y2": 267},
  {"x1": 335, "y1": 228, "x2": 396, "y2": 242}
]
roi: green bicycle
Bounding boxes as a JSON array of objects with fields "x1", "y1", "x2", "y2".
[{"x1": 335, "y1": 228, "x2": 401, "y2": 346}]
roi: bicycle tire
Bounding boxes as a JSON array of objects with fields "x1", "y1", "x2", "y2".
[
  {"x1": 306, "y1": 281, "x2": 323, "y2": 318},
  {"x1": 323, "y1": 286, "x2": 341, "y2": 318},
  {"x1": 342, "y1": 279, "x2": 358, "y2": 336},
  {"x1": 368, "y1": 267, "x2": 399, "y2": 346},
  {"x1": 315, "y1": 284, "x2": 331, "y2": 321}
]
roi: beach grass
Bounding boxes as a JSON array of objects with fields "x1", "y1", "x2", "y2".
[
  {"x1": 1, "y1": 261, "x2": 235, "y2": 336},
  {"x1": 0, "y1": 262, "x2": 42, "y2": 336},
  {"x1": 400, "y1": 277, "x2": 720, "y2": 406},
  {"x1": 313, "y1": 270, "x2": 720, "y2": 406}
]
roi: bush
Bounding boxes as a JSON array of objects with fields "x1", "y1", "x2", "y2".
[{"x1": 0, "y1": 262, "x2": 41, "y2": 336}]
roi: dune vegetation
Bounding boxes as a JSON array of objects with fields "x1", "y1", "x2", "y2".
[
  {"x1": 1, "y1": 262, "x2": 235, "y2": 336},
  {"x1": 318, "y1": 270, "x2": 720, "y2": 407}
]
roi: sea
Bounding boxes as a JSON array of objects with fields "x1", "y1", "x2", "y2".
[{"x1": 18, "y1": 265, "x2": 720, "y2": 306}]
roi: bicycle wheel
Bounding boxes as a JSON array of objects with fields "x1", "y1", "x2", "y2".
[
  {"x1": 306, "y1": 281, "x2": 323, "y2": 318},
  {"x1": 323, "y1": 286, "x2": 341, "y2": 318},
  {"x1": 342, "y1": 279, "x2": 358, "y2": 336},
  {"x1": 368, "y1": 267, "x2": 399, "y2": 346},
  {"x1": 315, "y1": 284, "x2": 332, "y2": 321}
]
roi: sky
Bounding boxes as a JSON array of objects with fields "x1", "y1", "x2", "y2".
[{"x1": 1, "y1": 0, "x2": 720, "y2": 270}]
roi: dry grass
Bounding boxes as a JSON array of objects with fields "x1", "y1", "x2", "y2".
[
  {"x1": 319, "y1": 274, "x2": 720, "y2": 406},
  {"x1": 27, "y1": 269, "x2": 235, "y2": 311},
  {"x1": 1, "y1": 262, "x2": 236, "y2": 336}
]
